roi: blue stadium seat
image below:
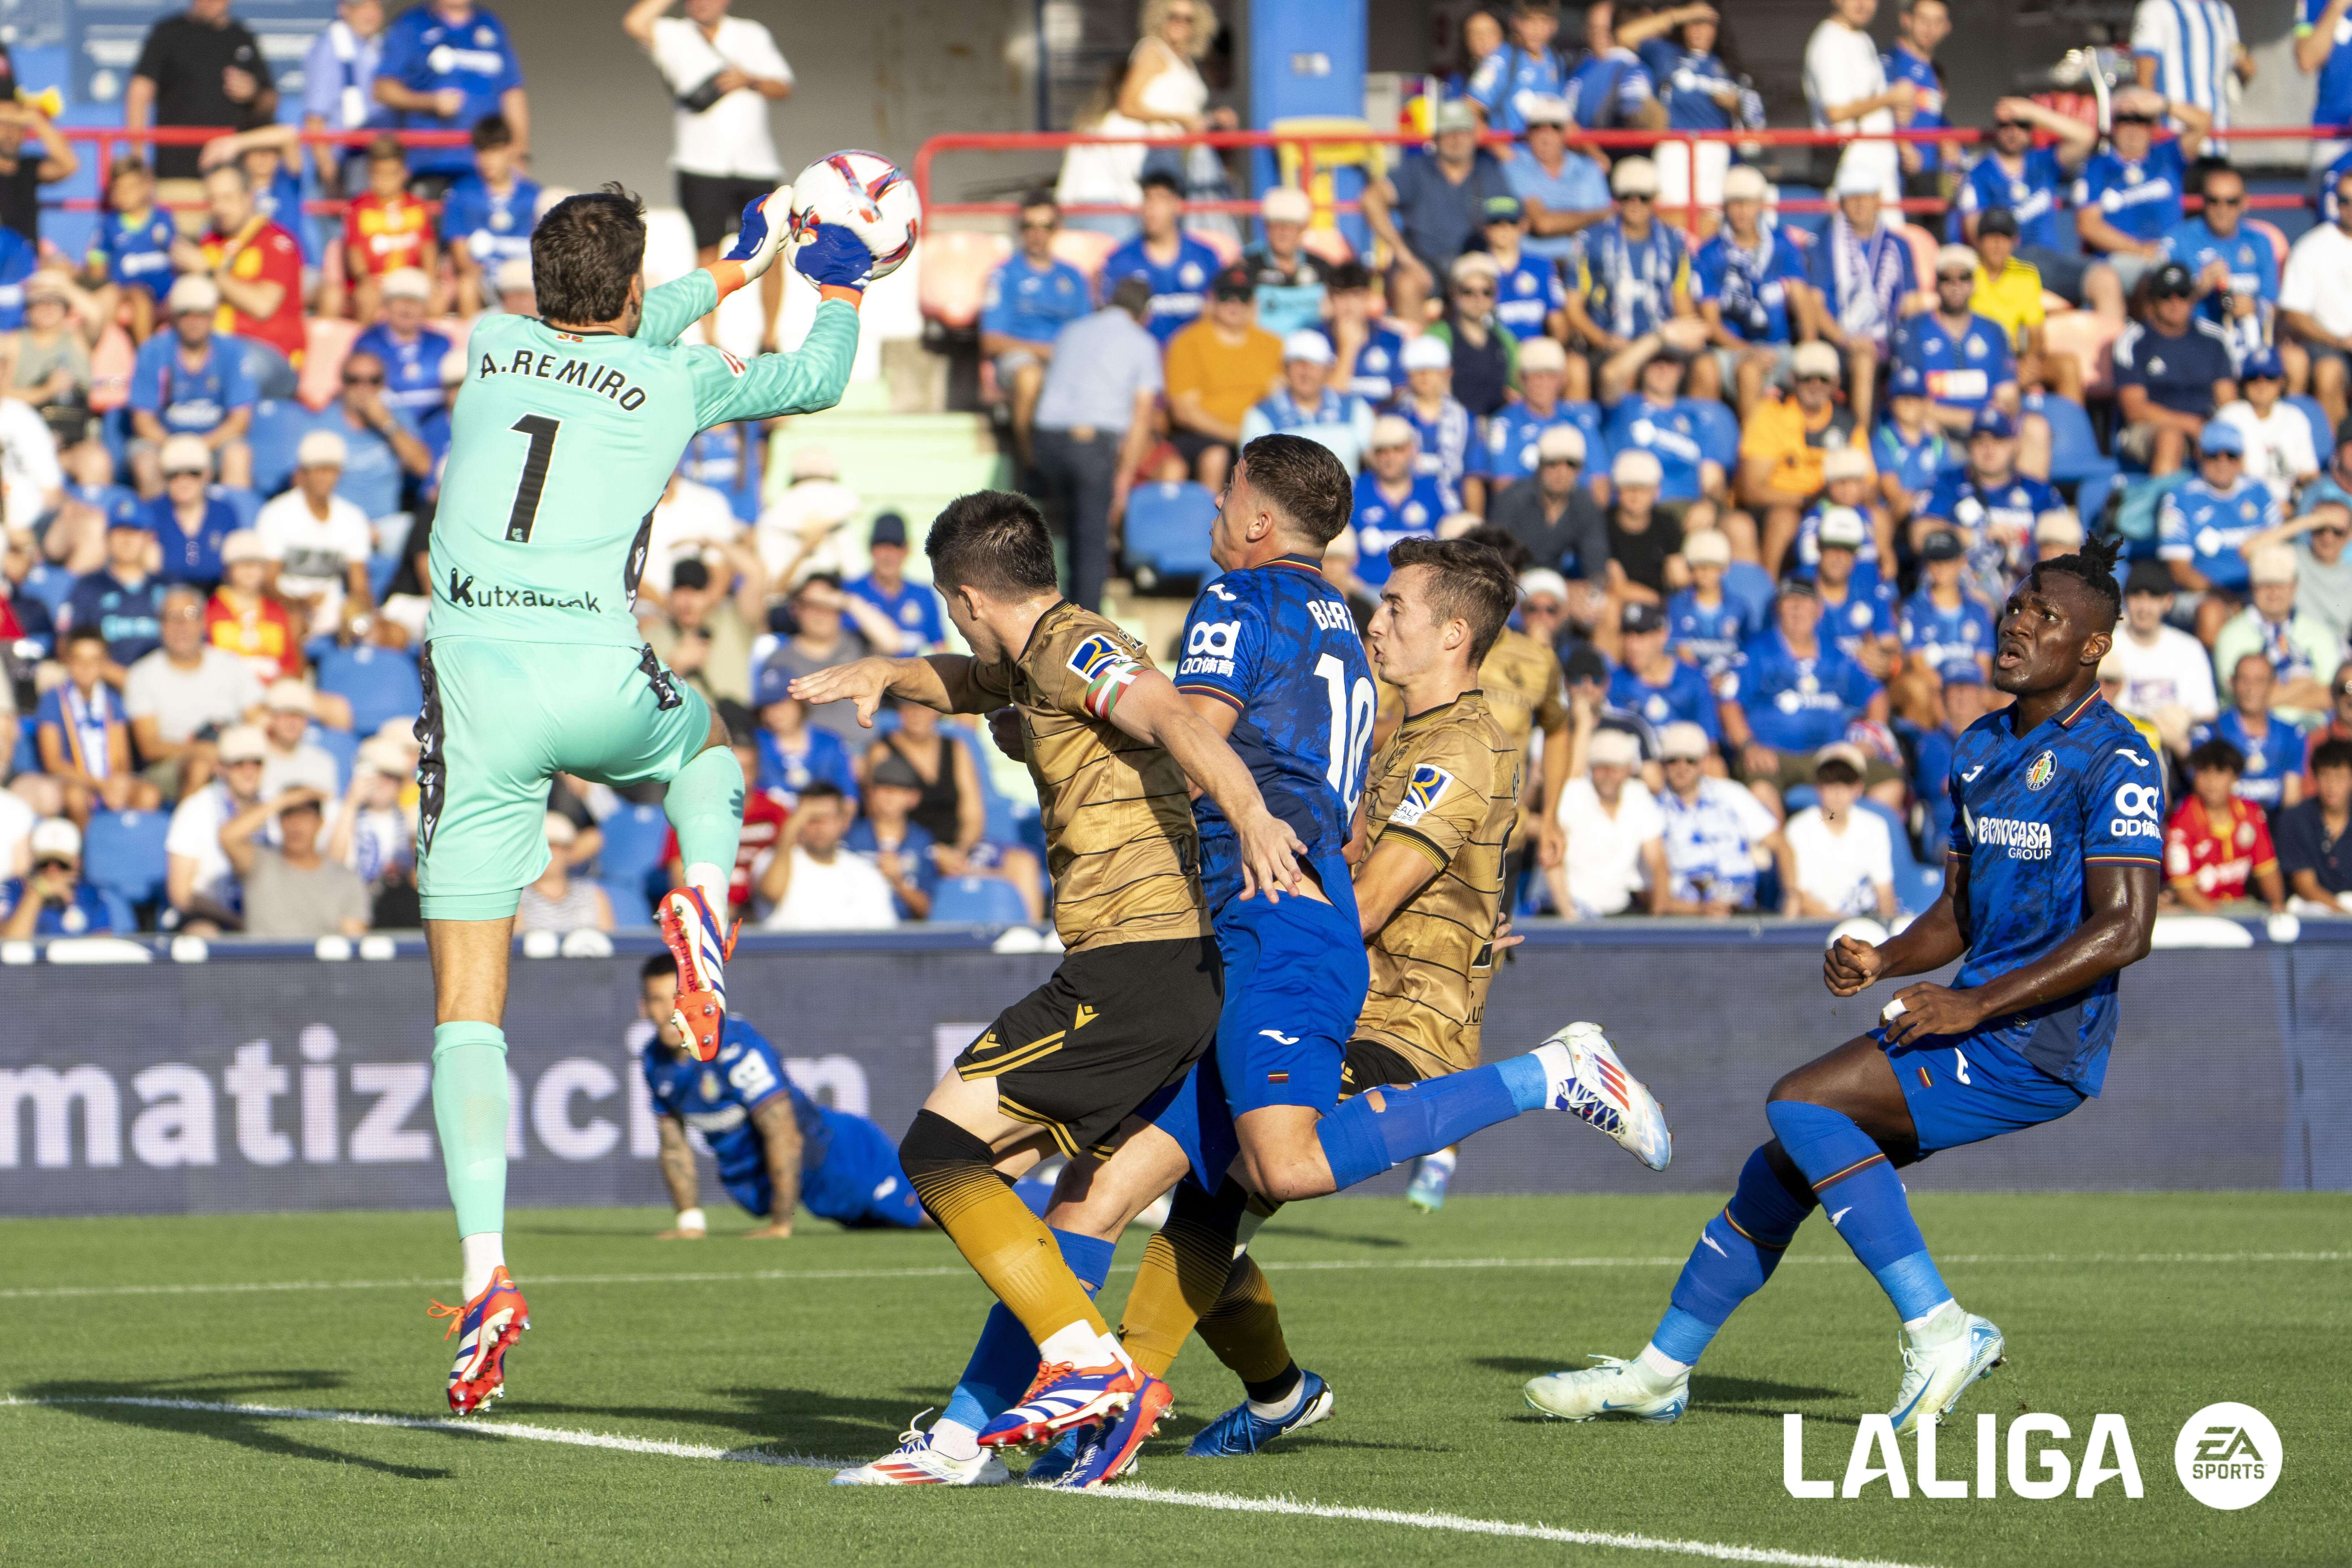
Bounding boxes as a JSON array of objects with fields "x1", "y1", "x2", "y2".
[
  {"x1": 597, "y1": 804, "x2": 673, "y2": 897},
  {"x1": 249, "y1": 400, "x2": 313, "y2": 496},
  {"x1": 931, "y1": 875, "x2": 1032, "y2": 924},
  {"x1": 1121, "y1": 480, "x2": 1219, "y2": 588},
  {"x1": 96, "y1": 888, "x2": 139, "y2": 934},
  {"x1": 1721, "y1": 559, "x2": 1776, "y2": 634},
  {"x1": 2288, "y1": 395, "x2": 2335, "y2": 459},
  {"x1": 315, "y1": 644, "x2": 424, "y2": 736},
  {"x1": 83, "y1": 809, "x2": 170, "y2": 912},
  {"x1": 601, "y1": 878, "x2": 655, "y2": 929},
  {"x1": 2032, "y1": 393, "x2": 2117, "y2": 487}
]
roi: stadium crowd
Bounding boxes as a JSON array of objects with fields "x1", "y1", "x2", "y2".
[{"x1": 9, "y1": 0, "x2": 2352, "y2": 938}]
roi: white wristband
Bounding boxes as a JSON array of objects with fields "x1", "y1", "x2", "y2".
[{"x1": 675, "y1": 1207, "x2": 707, "y2": 1232}]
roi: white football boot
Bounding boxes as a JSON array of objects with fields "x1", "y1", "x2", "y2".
[
  {"x1": 1889, "y1": 1303, "x2": 2005, "y2": 1436},
  {"x1": 1534, "y1": 1022, "x2": 1673, "y2": 1171},
  {"x1": 1523, "y1": 1352, "x2": 1690, "y2": 1423},
  {"x1": 832, "y1": 1413, "x2": 1011, "y2": 1486}
]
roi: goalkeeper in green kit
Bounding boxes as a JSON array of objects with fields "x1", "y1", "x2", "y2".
[{"x1": 418, "y1": 179, "x2": 882, "y2": 1414}]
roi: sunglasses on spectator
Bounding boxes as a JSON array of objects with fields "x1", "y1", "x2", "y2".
[
  {"x1": 164, "y1": 466, "x2": 207, "y2": 478},
  {"x1": 1796, "y1": 371, "x2": 1836, "y2": 383},
  {"x1": 2152, "y1": 284, "x2": 2193, "y2": 300},
  {"x1": 1619, "y1": 193, "x2": 1654, "y2": 204},
  {"x1": 2112, "y1": 112, "x2": 2155, "y2": 125},
  {"x1": 2205, "y1": 193, "x2": 2244, "y2": 207},
  {"x1": 2205, "y1": 449, "x2": 2242, "y2": 461},
  {"x1": 2315, "y1": 524, "x2": 2351, "y2": 538},
  {"x1": 1020, "y1": 219, "x2": 1057, "y2": 231},
  {"x1": 1997, "y1": 119, "x2": 2036, "y2": 132},
  {"x1": 1541, "y1": 455, "x2": 1581, "y2": 466},
  {"x1": 1454, "y1": 282, "x2": 1494, "y2": 296},
  {"x1": 1936, "y1": 270, "x2": 1974, "y2": 282},
  {"x1": 344, "y1": 372, "x2": 385, "y2": 385}
]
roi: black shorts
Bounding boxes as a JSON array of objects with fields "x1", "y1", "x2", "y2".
[
  {"x1": 1338, "y1": 1037, "x2": 1427, "y2": 1098},
  {"x1": 1168, "y1": 429, "x2": 1235, "y2": 471},
  {"x1": 955, "y1": 934, "x2": 1223, "y2": 1158},
  {"x1": 678, "y1": 171, "x2": 777, "y2": 251}
]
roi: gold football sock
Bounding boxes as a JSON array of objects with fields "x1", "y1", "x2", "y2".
[
  {"x1": 1197, "y1": 1253, "x2": 1295, "y2": 1388},
  {"x1": 904, "y1": 1113, "x2": 1109, "y2": 1353},
  {"x1": 1117, "y1": 1178, "x2": 1253, "y2": 1376}
]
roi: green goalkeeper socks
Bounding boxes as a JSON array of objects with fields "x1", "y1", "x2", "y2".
[
  {"x1": 432, "y1": 1022, "x2": 509, "y2": 1238},
  {"x1": 666, "y1": 743, "x2": 746, "y2": 882}
]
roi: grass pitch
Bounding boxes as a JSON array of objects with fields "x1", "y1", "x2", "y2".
[{"x1": 5, "y1": 1192, "x2": 2344, "y2": 1567}]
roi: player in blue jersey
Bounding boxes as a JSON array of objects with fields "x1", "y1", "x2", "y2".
[
  {"x1": 638, "y1": 955, "x2": 943, "y2": 1236},
  {"x1": 1100, "y1": 171, "x2": 1225, "y2": 345},
  {"x1": 1896, "y1": 244, "x2": 2019, "y2": 434},
  {"x1": 1901, "y1": 529, "x2": 1997, "y2": 676},
  {"x1": 1529, "y1": 532, "x2": 2163, "y2": 1432}
]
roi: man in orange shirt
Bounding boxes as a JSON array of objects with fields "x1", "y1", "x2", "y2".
[
  {"x1": 342, "y1": 132, "x2": 439, "y2": 321},
  {"x1": 1738, "y1": 340, "x2": 1861, "y2": 558},
  {"x1": 173, "y1": 162, "x2": 306, "y2": 394},
  {"x1": 1162, "y1": 265, "x2": 1284, "y2": 493},
  {"x1": 2165, "y1": 737, "x2": 2285, "y2": 912}
]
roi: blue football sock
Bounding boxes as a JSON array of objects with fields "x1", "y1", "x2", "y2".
[
  {"x1": 1764, "y1": 1100, "x2": 1952, "y2": 1323},
  {"x1": 1315, "y1": 1065, "x2": 1522, "y2": 1192},
  {"x1": 941, "y1": 1226, "x2": 1115, "y2": 1432},
  {"x1": 1651, "y1": 1144, "x2": 1819, "y2": 1365}
]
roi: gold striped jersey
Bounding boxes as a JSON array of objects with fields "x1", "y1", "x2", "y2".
[
  {"x1": 971, "y1": 600, "x2": 1211, "y2": 953},
  {"x1": 1352, "y1": 689, "x2": 1519, "y2": 1077},
  {"x1": 1376, "y1": 627, "x2": 1562, "y2": 841}
]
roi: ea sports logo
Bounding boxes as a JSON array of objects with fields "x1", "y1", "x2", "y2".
[{"x1": 2174, "y1": 1402, "x2": 2281, "y2": 1510}]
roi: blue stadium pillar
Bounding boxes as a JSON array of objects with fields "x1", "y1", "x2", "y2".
[{"x1": 1247, "y1": 0, "x2": 1369, "y2": 249}]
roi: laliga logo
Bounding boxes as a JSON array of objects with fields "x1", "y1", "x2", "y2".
[{"x1": 1782, "y1": 1403, "x2": 2281, "y2": 1509}]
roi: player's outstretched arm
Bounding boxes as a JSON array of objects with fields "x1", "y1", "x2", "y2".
[
  {"x1": 1882, "y1": 862, "x2": 2159, "y2": 1045},
  {"x1": 744, "y1": 1097, "x2": 802, "y2": 1239},
  {"x1": 1109, "y1": 669, "x2": 1305, "y2": 901},
  {"x1": 654, "y1": 1115, "x2": 705, "y2": 1239},
  {"x1": 790, "y1": 653, "x2": 987, "y2": 725}
]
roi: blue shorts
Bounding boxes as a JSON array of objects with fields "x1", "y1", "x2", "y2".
[
  {"x1": 1151, "y1": 860, "x2": 1368, "y2": 1186},
  {"x1": 1877, "y1": 1027, "x2": 2087, "y2": 1154},
  {"x1": 723, "y1": 1108, "x2": 928, "y2": 1230}
]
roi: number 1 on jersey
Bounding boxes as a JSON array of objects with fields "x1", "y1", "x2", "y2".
[
  {"x1": 504, "y1": 414, "x2": 561, "y2": 542},
  {"x1": 1316, "y1": 653, "x2": 1377, "y2": 816}
]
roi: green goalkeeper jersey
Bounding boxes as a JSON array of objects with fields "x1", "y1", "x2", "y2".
[{"x1": 427, "y1": 271, "x2": 858, "y2": 647}]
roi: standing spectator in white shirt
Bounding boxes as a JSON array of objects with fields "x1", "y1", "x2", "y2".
[
  {"x1": 757, "y1": 781, "x2": 899, "y2": 929},
  {"x1": 1548, "y1": 725, "x2": 1667, "y2": 917},
  {"x1": 2132, "y1": 0, "x2": 2250, "y2": 142},
  {"x1": 1805, "y1": 0, "x2": 1912, "y2": 199},
  {"x1": 623, "y1": 0, "x2": 793, "y2": 351},
  {"x1": 2111, "y1": 559, "x2": 2222, "y2": 726},
  {"x1": 2281, "y1": 167, "x2": 2352, "y2": 429},
  {"x1": 1783, "y1": 742, "x2": 1896, "y2": 917},
  {"x1": 256, "y1": 431, "x2": 376, "y2": 644}
]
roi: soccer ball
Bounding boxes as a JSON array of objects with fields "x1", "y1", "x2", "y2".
[{"x1": 784, "y1": 149, "x2": 921, "y2": 282}]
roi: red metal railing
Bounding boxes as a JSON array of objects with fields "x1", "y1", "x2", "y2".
[{"x1": 913, "y1": 122, "x2": 2347, "y2": 239}]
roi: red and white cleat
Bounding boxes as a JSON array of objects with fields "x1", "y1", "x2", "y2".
[
  {"x1": 659, "y1": 887, "x2": 738, "y2": 1063},
  {"x1": 429, "y1": 1265, "x2": 530, "y2": 1415}
]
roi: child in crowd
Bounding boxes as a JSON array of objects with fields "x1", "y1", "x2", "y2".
[
  {"x1": 84, "y1": 158, "x2": 179, "y2": 343},
  {"x1": 442, "y1": 115, "x2": 542, "y2": 318},
  {"x1": 342, "y1": 134, "x2": 439, "y2": 321}
]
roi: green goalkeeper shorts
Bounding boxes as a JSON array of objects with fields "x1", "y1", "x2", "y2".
[{"x1": 414, "y1": 635, "x2": 713, "y2": 921}]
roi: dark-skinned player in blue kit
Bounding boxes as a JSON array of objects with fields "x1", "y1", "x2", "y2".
[{"x1": 1527, "y1": 533, "x2": 2164, "y2": 1434}]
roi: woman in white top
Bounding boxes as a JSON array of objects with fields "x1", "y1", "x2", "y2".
[{"x1": 1057, "y1": 0, "x2": 1236, "y2": 237}]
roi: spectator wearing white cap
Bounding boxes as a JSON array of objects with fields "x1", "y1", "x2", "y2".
[
  {"x1": 126, "y1": 583, "x2": 264, "y2": 802},
  {"x1": 1803, "y1": 165, "x2": 1919, "y2": 432},
  {"x1": 2211, "y1": 542, "x2": 2344, "y2": 722},
  {"x1": 353, "y1": 266, "x2": 455, "y2": 431},
  {"x1": 206, "y1": 529, "x2": 301, "y2": 683},
  {"x1": 314, "y1": 347, "x2": 435, "y2": 525},
  {"x1": 256, "y1": 429, "x2": 375, "y2": 644},
  {"x1": 493, "y1": 255, "x2": 536, "y2": 315},
  {"x1": 1695, "y1": 163, "x2": 1816, "y2": 420},
  {"x1": 257, "y1": 678, "x2": 342, "y2": 800},
  {"x1": 328, "y1": 732, "x2": 418, "y2": 908},
  {"x1": 1654, "y1": 718, "x2": 1791, "y2": 915},
  {"x1": 1896, "y1": 240, "x2": 2023, "y2": 443},
  {"x1": 1665, "y1": 525, "x2": 1747, "y2": 681},
  {"x1": 222, "y1": 779, "x2": 371, "y2": 940},
  {"x1": 2242, "y1": 498, "x2": 2352, "y2": 651},
  {"x1": 1783, "y1": 740, "x2": 1896, "y2": 917},
  {"x1": 517, "y1": 810, "x2": 614, "y2": 934},
  {"x1": 1560, "y1": 156, "x2": 1696, "y2": 359},
  {"x1": 1395, "y1": 331, "x2": 1472, "y2": 509},
  {"x1": 1603, "y1": 447, "x2": 1690, "y2": 608},
  {"x1": 755, "y1": 443, "x2": 863, "y2": 584},
  {"x1": 0, "y1": 817, "x2": 123, "y2": 938},
  {"x1": 1467, "y1": 335, "x2": 1607, "y2": 515},
  {"x1": 1241, "y1": 186, "x2": 1334, "y2": 339},
  {"x1": 138, "y1": 434, "x2": 241, "y2": 593},
  {"x1": 1504, "y1": 92, "x2": 1612, "y2": 270},
  {"x1": 1164, "y1": 263, "x2": 1284, "y2": 493},
  {"x1": 1428, "y1": 251, "x2": 1516, "y2": 420},
  {"x1": 1359, "y1": 95, "x2": 1513, "y2": 334},
  {"x1": 166, "y1": 719, "x2": 271, "y2": 929},
  {"x1": 1490, "y1": 422, "x2": 1612, "y2": 580},
  {"x1": 1240, "y1": 330, "x2": 1377, "y2": 476},
  {"x1": 1808, "y1": 504, "x2": 1901, "y2": 678},
  {"x1": 125, "y1": 272, "x2": 255, "y2": 497},
  {"x1": 1782, "y1": 443, "x2": 1892, "y2": 587},
  {"x1": 1328, "y1": 414, "x2": 1449, "y2": 603},
  {"x1": 1547, "y1": 723, "x2": 1666, "y2": 918}
]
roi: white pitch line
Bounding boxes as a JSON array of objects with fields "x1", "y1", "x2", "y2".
[
  {"x1": 3, "y1": 1396, "x2": 1935, "y2": 1568},
  {"x1": 1, "y1": 1249, "x2": 2343, "y2": 1303}
]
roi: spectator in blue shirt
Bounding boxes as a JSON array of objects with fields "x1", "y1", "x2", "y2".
[
  {"x1": 1782, "y1": 444, "x2": 1895, "y2": 588},
  {"x1": 1504, "y1": 95, "x2": 1612, "y2": 271},
  {"x1": 2160, "y1": 163, "x2": 2278, "y2": 365},
  {"x1": 751, "y1": 664, "x2": 857, "y2": 808},
  {"x1": 1466, "y1": 0, "x2": 1567, "y2": 135},
  {"x1": 1953, "y1": 97, "x2": 2100, "y2": 303},
  {"x1": 2196, "y1": 651, "x2": 2308, "y2": 811},
  {"x1": 1600, "y1": 321, "x2": 1726, "y2": 525},
  {"x1": 680, "y1": 421, "x2": 764, "y2": 527},
  {"x1": 1878, "y1": 0, "x2": 1952, "y2": 190},
  {"x1": 65, "y1": 520, "x2": 170, "y2": 676},
  {"x1": 848, "y1": 749, "x2": 941, "y2": 921},
  {"x1": 1396, "y1": 333, "x2": 1474, "y2": 510},
  {"x1": 1333, "y1": 415, "x2": 1447, "y2": 601},
  {"x1": 1906, "y1": 656, "x2": 1994, "y2": 858},
  {"x1": 1481, "y1": 195, "x2": 1570, "y2": 359},
  {"x1": 1323, "y1": 261, "x2": 1408, "y2": 407},
  {"x1": 1100, "y1": 171, "x2": 1224, "y2": 345},
  {"x1": 1914, "y1": 406, "x2": 2059, "y2": 605},
  {"x1": 1810, "y1": 506, "x2": 1901, "y2": 676},
  {"x1": 306, "y1": 351, "x2": 435, "y2": 523},
  {"x1": 442, "y1": 113, "x2": 542, "y2": 316},
  {"x1": 1873, "y1": 361, "x2": 1951, "y2": 530},
  {"x1": 845, "y1": 512, "x2": 946, "y2": 653},
  {"x1": 1611, "y1": 600, "x2": 1720, "y2": 740},
  {"x1": 33, "y1": 629, "x2": 150, "y2": 820},
  {"x1": 127, "y1": 274, "x2": 255, "y2": 497},
  {"x1": 1694, "y1": 164, "x2": 1813, "y2": 417},
  {"x1": 1723, "y1": 578, "x2": 1888, "y2": 814},
  {"x1": 86, "y1": 158, "x2": 182, "y2": 342},
  {"x1": 2072, "y1": 86, "x2": 2209, "y2": 296},
  {"x1": 0, "y1": 817, "x2": 124, "y2": 939},
  {"x1": 373, "y1": 0, "x2": 529, "y2": 188},
  {"x1": 1627, "y1": 4, "x2": 1763, "y2": 212},
  {"x1": 2161, "y1": 420, "x2": 2285, "y2": 638},
  {"x1": 300, "y1": 0, "x2": 392, "y2": 198},
  {"x1": 354, "y1": 269, "x2": 454, "y2": 422},
  {"x1": 142, "y1": 435, "x2": 242, "y2": 593},
  {"x1": 1896, "y1": 243, "x2": 2020, "y2": 436},
  {"x1": 2302, "y1": 0, "x2": 2352, "y2": 186},
  {"x1": 1468, "y1": 335, "x2": 1607, "y2": 512},
  {"x1": 1807, "y1": 169, "x2": 1919, "y2": 432},
  {"x1": 2115, "y1": 261, "x2": 2240, "y2": 475},
  {"x1": 1665, "y1": 526, "x2": 1749, "y2": 679},
  {"x1": 1899, "y1": 528, "x2": 1996, "y2": 676},
  {"x1": 1240, "y1": 332, "x2": 1377, "y2": 476},
  {"x1": 1564, "y1": 156, "x2": 1696, "y2": 358},
  {"x1": 1563, "y1": 11, "x2": 1665, "y2": 133},
  {"x1": 1362, "y1": 98, "x2": 1513, "y2": 333},
  {"x1": 981, "y1": 193, "x2": 1092, "y2": 469}
]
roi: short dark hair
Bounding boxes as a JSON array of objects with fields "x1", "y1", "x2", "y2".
[
  {"x1": 1140, "y1": 169, "x2": 1183, "y2": 196},
  {"x1": 1462, "y1": 523, "x2": 1533, "y2": 575},
  {"x1": 366, "y1": 133, "x2": 405, "y2": 163},
  {"x1": 799, "y1": 780, "x2": 848, "y2": 807},
  {"x1": 108, "y1": 157, "x2": 152, "y2": 183},
  {"x1": 1814, "y1": 757, "x2": 1862, "y2": 787},
  {"x1": 1325, "y1": 260, "x2": 1371, "y2": 292},
  {"x1": 641, "y1": 952, "x2": 674, "y2": 984},
  {"x1": 1018, "y1": 188, "x2": 1058, "y2": 213},
  {"x1": 63, "y1": 626, "x2": 108, "y2": 653},
  {"x1": 1237, "y1": 434, "x2": 1352, "y2": 546},
  {"x1": 2313, "y1": 737, "x2": 2352, "y2": 774},
  {"x1": 2024, "y1": 532, "x2": 2125, "y2": 630},
  {"x1": 532, "y1": 183, "x2": 647, "y2": 325},
  {"x1": 471, "y1": 114, "x2": 514, "y2": 152},
  {"x1": 2189, "y1": 737, "x2": 2245, "y2": 776},
  {"x1": 1108, "y1": 273, "x2": 1153, "y2": 317},
  {"x1": 1387, "y1": 537, "x2": 1517, "y2": 663},
  {"x1": 926, "y1": 491, "x2": 1060, "y2": 599}
]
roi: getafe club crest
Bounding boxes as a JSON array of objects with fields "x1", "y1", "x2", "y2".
[{"x1": 2026, "y1": 750, "x2": 2058, "y2": 791}]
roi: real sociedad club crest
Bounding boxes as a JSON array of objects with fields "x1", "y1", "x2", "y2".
[{"x1": 2026, "y1": 749, "x2": 2057, "y2": 791}]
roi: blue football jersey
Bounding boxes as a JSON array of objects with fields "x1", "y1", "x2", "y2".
[
  {"x1": 1173, "y1": 557, "x2": 1374, "y2": 909},
  {"x1": 1330, "y1": 323, "x2": 1407, "y2": 406},
  {"x1": 1789, "y1": 504, "x2": 1888, "y2": 589},
  {"x1": 93, "y1": 207, "x2": 181, "y2": 294},
  {"x1": 641, "y1": 1018, "x2": 827, "y2": 1188},
  {"x1": 2157, "y1": 475, "x2": 2281, "y2": 592},
  {"x1": 1872, "y1": 421, "x2": 1951, "y2": 501},
  {"x1": 1692, "y1": 229, "x2": 1809, "y2": 345},
  {"x1": 1899, "y1": 589, "x2": 1996, "y2": 672},
  {"x1": 1816, "y1": 581, "x2": 1900, "y2": 664},
  {"x1": 1728, "y1": 628, "x2": 1882, "y2": 753},
  {"x1": 1610, "y1": 660, "x2": 1721, "y2": 740},
  {"x1": 2193, "y1": 708, "x2": 2305, "y2": 810},
  {"x1": 1665, "y1": 587, "x2": 1748, "y2": 678},
  {"x1": 1491, "y1": 250, "x2": 1567, "y2": 340},
  {"x1": 442, "y1": 172, "x2": 544, "y2": 271},
  {"x1": 981, "y1": 254, "x2": 1091, "y2": 346},
  {"x1": 1099, "y1": 234, "x2": 1224, "y2": 344},
  {"x1": 1894, "y1": 310, "x2": 2015, "y2": 417},
  {"x1": 1471, "y1": 399, "x2": 1609, "y2": 483},
  {"x1": 1346, "y1": 471, "x2": 1446, "y2": 588},
  {"x1": 1603, "y1": 395, "x2": 1710, "y2": 500},
  {"x1": 1954, "y1": 145, "x2": 2071, "y2": 250},
  {"x1": 1946, "y1": 692, "x2": 2165, "y2": 1091},
  {"x1": 2071, "y1": 142, "x2": 2187, "y2": 248}
]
